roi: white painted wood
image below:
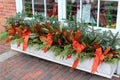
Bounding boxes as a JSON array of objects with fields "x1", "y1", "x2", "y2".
[
  {"x1": 58, "y1": 0, "x2": 66, "y2": 22},
  {"x1": 44, "y1": 0, "x2": 47, "y2": 17},
  {"x1": 11, "y1": 44, "x2": 117, "y2": 78},
  {"x1": 116, "y1": 61, "x2": 120, "y2": 75},
  {"x1": 15, "y1": 0, "x2": 23, "y2": 13},
  {"x1": 79, "y1": 0, "x2": 82, "y2": 22},
  {"x1": 97, "y1": 0, "x2": 100, "y2": 27},
  {"x1": 116, "y1": 1, "x2": 120, "y2": 32},
  {"x1": 32, "y1": 0, "x2": 35, "y2": 15}
]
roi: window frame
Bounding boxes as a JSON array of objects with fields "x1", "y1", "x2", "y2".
[{"x1": 15, "y1": 0, "x2": 120, "y2": 33}]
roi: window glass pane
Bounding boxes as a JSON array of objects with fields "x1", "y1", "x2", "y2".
[
  {"x1": 99, "y1": 1, "x2": 118, "y2": 29},
  {"x1": 47, "y1": 0, "x2": 58, "y2": 17},
  {"x1": 23, "y1": 0, "x2": 45, "y2": 17},
  {"x1": 34, "y1": 0, "x2": 45, "y2": 16},
  {"x1": 24, "y1": 0, "x2": 33, "y2": 17},
  {"x1": 81, "y1": 0, "x2": 98, "y2": 26},
  {"x1": 66, "y1": 0, "x2": 79, "y2": 21}
]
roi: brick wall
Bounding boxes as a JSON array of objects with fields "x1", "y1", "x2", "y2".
[{"x1": 0, "y1": 0, "x2": 16, "y2": 32}]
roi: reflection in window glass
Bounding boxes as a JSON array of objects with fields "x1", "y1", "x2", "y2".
[
  {"x1": 66, "y1": 0, "x2": 79, "y2": 20},
  {"x1": 34, "y1": 0, "x2": 44, "y2": 16},
  {"x1": 99, "y1": 1, "x2": 118, "y2": 29},
  {"x1": 24, "y1": 0, "x2": 32, "y2": 17},
  {"x1": 47, "y1": 0, "x2": 58, "y2": 17},
  {"x1": 81, "y1": 0, "x2": 98, "y2": 26}
]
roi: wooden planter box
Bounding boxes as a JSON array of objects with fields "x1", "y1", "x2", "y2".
[{"x1": 11, "y1": 44, "x2": 117, "y2": 78}]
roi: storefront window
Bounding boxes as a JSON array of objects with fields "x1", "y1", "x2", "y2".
[{"x1": 16, "y1": 0, "x2": 120, "y2": 32}]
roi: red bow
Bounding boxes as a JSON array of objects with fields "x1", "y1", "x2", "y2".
[
  {"x1": 91, "y1": 47, "x2": 104, "y2": 73},
  {"x1": 71, "y1": 41, "x2": 85, "y2": 69},
  {"x1": 72, "y1": 41, "x2": 85, "y2": 53},
  {"x1": 22, "y1": 28, "x2": 31, "y2": 51}
]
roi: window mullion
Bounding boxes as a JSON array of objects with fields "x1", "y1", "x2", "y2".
[
  {"x1": 58, "y1": 0, "x2": 66, "y2": 22},
  {"x1": 97, "y1": 0, "x2": 100, "y2": 27},
  {"x1": 116, "y1": 1, "x2": 120, "y2": 32},
  {"x1": 44, "y1": 0, "x2": 47, "y2": 17},
  {"x1": 79, "y1": 0, "x2": 82, "y2": 22},
  {"x1": 32, "y1": 0, "x2": 35, "y2": 15},
  {"x1": 15, "y1": 0, "x2": 23, "y2": 13}
]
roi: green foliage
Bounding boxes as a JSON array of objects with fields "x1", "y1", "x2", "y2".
[
  {"x1": 59, "y1": 44, "x2": 73, "y2": 58},
  {"x1": 5, "y1": 11, "x2": 26, "y2": 26},
  {"x1": 50, "y1": 46, "x2": 63, "y2": 56},
  {"x1": 105, "y1": 57, "x2": 119, "y2": 64},
  {"x1": 2, "y1": 12, "x2": 120, "y2": 64},
  {"x1": 79, "y1": 52, "x2": 94, "y2": 62},
  {"x1": 0, "y1": 31, "x2": 8, "y2": 41},
  {"x1": 64, "y1": 19, "x2": 77, "y2": 31},
  {"x1": 11, "y1": 38, "x2": 23, "y2": 46},
  {"x1": 97, "y1": 30, "x2": 120, "y2": 50},
  {"x1": 33, "y1": 12, "x2": 46, "y2": 23}
]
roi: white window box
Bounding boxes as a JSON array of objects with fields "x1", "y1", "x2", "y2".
[{"x1": 11, "y1": 43, "x2": 117, "y2": 78}]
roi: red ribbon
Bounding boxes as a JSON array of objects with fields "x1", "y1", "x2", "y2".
[
  {"x1": 91, "y1": 47, "x2": 104, "y2": 73},
  {"x1": 71, "y1": 58, "x2": 79, "y2": 70},
  {"x1": 72, "y1": 41, "x2": 85, "y2": 53},
  {"x1": 43, "y1": 33, "x2": 53, "y2": 53},
  {"x1": 22, "y1": 29, "x2": 31, "y2": 51}
]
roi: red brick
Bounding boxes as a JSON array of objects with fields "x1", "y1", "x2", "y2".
[
  {"x1": 0, "y1": 0, "x2": 16, "y2": 32},
  {"x1": 0, "y1": 41, "x2": 10, "y2": 54},
  {"x1": 21, "y1": 72, "x2": 32, "y2": 80},
  {"x1": 0, "y1": 53, "x2": 120, "y2": 80},
  {"x1": 31, "y1": 71, "x2": 42, "y2": 78}
]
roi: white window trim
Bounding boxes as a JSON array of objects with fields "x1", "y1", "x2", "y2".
[
  {"x1": 15, "y1": 0, "x2": 23, "y2": 13},
  {"x1": 58, "y1": 0, "x2": 66, "y2": 22},
  {"x1": 116, "y1": 1, "x2": 120, "y2": 33},
  {"x1": 32, "y1": 0, "x2": 35, "y2": 15}
]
